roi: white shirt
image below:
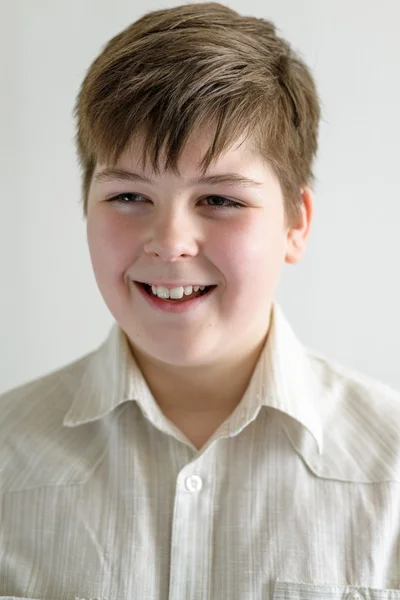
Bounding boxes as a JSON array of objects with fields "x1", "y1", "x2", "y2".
[{"x1": 1, "y1": 301, "x2": 400, "y2": 600}]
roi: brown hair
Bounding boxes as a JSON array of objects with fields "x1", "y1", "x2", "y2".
[{"x1": 73, "y1": 2, "x2": 321, "y2": 227}]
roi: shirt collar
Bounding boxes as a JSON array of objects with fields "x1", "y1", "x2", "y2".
[{"x1": 63, "y1": 301, "x2": 323, "y2": 454}]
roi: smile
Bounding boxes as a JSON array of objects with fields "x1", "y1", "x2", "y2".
[{"x1": 134, "y1": 281, "x2": 217, "y2": 314}]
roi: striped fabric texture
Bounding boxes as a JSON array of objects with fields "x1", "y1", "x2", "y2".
[{"x1": 1, "y1": 301, "x2": 400, "y2": 599}]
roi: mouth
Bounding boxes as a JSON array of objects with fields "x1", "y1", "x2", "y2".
[
  {"x1": 133, "y1": 280, "x2": 219, "y2": 313},
  {"x1": 136, "y1": 281, "x2": 216, "y2": 302}
]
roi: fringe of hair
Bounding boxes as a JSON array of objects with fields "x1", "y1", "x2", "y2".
[{"x1": 73, "y1": 2, "x2": 321, "y2": 226}]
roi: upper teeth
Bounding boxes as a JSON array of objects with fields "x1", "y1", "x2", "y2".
[{"x1": 150, "y1": 285, "x2": 206, "y2": 299}]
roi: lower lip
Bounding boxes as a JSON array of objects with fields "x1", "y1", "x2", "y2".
[{"x1": 134, "y1": 282, "x2": 217, "y2": 314}]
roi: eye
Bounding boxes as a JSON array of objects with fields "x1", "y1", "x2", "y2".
[
  {"x1": 107, "y1": 193, "x2": 147, "y2": 204},
  {"x1": 200, "y1": 195, "x2": 244, "y2": 210},
  {"x1": 106, "y1": 192, "x2": 244, "y2": 210}
]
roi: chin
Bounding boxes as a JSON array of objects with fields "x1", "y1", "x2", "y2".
[{"x1": 135, "y1": 336, "x2": 216, "y2": 367}]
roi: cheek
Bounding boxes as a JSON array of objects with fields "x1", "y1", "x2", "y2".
[
  {"x1": 210, "y1": 217, "x2": 280, "y2": 284},
  {"x1": 87, "y1": 211, "x2": 137, "y2": 279}
]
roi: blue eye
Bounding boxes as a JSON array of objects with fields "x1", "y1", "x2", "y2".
[{"x1": 107, "y1": 193, "x2": 244, "y2": 210}]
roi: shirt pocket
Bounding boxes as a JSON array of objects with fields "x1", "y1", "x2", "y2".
[{"x1": 274, "y1": 581, "x2": 400, "y2": 600}]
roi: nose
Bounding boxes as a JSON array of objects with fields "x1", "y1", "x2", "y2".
[{"x1": 143, "y1": 207, "x2": 199, "y2": 262}]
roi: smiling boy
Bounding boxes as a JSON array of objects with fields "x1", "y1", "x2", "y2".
[
  {"x1": 87, "y1": 127, "x2": 312, "y2": 450},
  {"x1": 1, "y1": 3, "x2": 400, "y2": 599}
]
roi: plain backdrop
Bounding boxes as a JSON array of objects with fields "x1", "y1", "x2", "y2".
[{"x1": 1, "y1": 0, "x2": 399, "y2": 395}]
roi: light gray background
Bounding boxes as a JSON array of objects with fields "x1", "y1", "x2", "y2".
[{"x1": 1, "y1": 0, "x2": 399, "y2": 395}]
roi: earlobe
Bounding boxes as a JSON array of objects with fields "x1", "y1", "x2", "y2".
[
  {"x1": 284, "y1": 189, "x2": 313, "y2": 265},
  {"x1": 285, "y1": 241, "x2": 302, "y2": 265}
]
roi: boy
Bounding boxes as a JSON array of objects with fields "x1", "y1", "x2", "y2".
[{"x1": 1, "y1": 3, "x2": 400, "y2": 599}]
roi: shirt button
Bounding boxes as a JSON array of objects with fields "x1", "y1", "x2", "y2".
[
  {"x1": 185, "y1": 475, "x2": 203, "y2": 492},
  {"x1": 347, "y1": 592, "x2": 364, "y2": 600}
]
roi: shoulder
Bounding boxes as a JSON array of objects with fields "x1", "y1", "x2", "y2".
[
  {"x1": 308, "y1": 347, "x2": 400, "y2": 417},
  {"x1": 0, "y1": 352, "x2": 91, "y2": 424},
  {"x1": 0, "y1": 351, "x2": 98, "y2": 494},
  {"x1": 303, "y1": 347, "x2": 400, "y2": 482}
]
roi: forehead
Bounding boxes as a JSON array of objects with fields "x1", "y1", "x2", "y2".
[{"x1": 93, "y1": 128, "x2": 276, "y2": 187}]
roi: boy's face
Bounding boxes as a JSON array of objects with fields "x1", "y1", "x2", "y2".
[{"x1": 86, "y1": 129, "x2": 311, "y2": 367}]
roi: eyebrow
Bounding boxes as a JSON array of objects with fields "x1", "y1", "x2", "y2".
[{"x1": 94, "y1": 168, "x2": 264, "y2": 189}]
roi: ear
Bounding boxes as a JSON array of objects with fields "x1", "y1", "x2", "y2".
[{"x1": 284, "y1": 187, "x2": 313, "y2": 265}]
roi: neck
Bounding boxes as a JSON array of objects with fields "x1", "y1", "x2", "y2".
[
  {"x1": 131, "y1": 334, "x2": 269, "y2": 450},
  {"x1": 126, "y1": 307, "x2": 273, "y2": 448},
  {"x1": 129, "y1": 325, "x2": 271, "y2": 418}
]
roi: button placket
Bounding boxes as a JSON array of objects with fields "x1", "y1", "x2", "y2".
[{"x1": 169, "y1": 454, "x2": 216, "y2": 600}]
